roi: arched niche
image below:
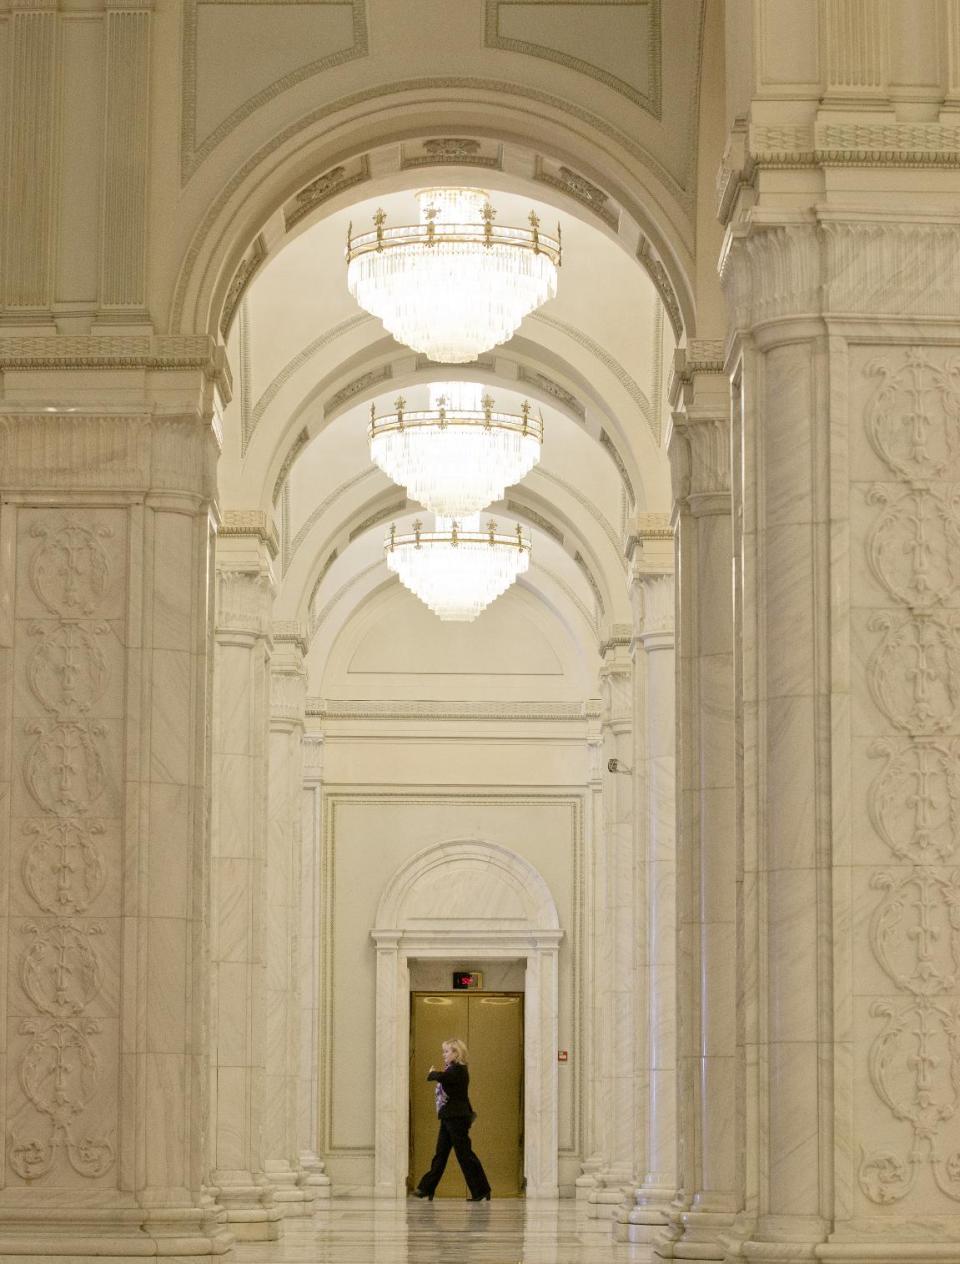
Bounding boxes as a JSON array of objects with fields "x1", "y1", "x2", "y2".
[{"x1": 370, "y1": 840, "x2": 563, "y2": 1199}]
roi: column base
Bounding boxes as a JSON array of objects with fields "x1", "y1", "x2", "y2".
[
  {"x1": 263, "y1": 1163, "x2": 317, "y2": 1218},
  {"x1": 586, "y1": 1172, "x2": 632, "y2": 1220},
  {"x1": 298, "y1": 1152, "x2": 331, "y2": 1200},
  {"x1": 614, "y1": 1188, "x2": 674, "y2": 1243},
  {"x1": 0, "y1": 1204, "x2": 233, "y2": 1262},
  {"x1": 653, "y1": 1209, "x2": 735, "y2": 1261},
  {"x1": 211, "y1": 1177, "x2": 283, "y2": 1242}
]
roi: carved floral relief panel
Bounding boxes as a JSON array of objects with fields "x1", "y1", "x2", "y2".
[
  {"x1": 852, "y1": 346, "x2": 960, "y2": 1208},
  {"x1": 5, "y1": 509, "x2": 125, "y2": 1186}
]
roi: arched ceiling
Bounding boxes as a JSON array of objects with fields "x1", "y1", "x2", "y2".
[{"x1": 219, "y1": 173, "x2": 673, "y2": 696}]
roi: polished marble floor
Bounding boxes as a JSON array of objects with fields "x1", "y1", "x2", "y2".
[{"x1": 235, "y1": 1199, "x2": 653, "y2": 1264}]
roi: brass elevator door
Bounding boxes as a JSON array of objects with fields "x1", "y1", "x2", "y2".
[{"x1": 409, "y1": 992, "x2": 524, "y2": 1198}]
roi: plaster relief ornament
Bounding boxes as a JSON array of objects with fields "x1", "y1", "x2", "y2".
[
  {"x1": 28, "y1": 621, "x2": 110, "y2": 715},
  {"x1": 865, "y1": 349, "x2": 960, "y2": 483},
  {"x1": 8, "y1": 1018, "x2": 115, "y2": 1179},
  {"x1": 867, "y1": 612, "x2": 960, "y2": 733},
  {"x1": 29, "y1": 520, "x2": 113, "y2": 616},
  {"x1": 22, "y1": 818, "x2": 106, "y2": 914},
  {"x1": 868, "y1": 737, "x2": 960, "y2": 865},
  {"x1": 369, "y1": 383, "x2": 543, "y2": 517},
  {"x1": 19, "y1": 920, "x2": 105, "y2": 1017},
  {"x1": 867, "y1": 485, "x2": 960, "y2": 608},
  {"x1": 346, "y1": 188, "x2": 560, "y2": 362},
  {"x1": 25, "y1": 721, "x2": 106, "y2": 816}
]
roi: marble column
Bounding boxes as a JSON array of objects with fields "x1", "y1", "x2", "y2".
[
  {"x1": 209, "y1": 514, "x2": 282, "y2": 1239},
  {"x1": 587, "y1": 640, "x2": 637, "y2": 1218},
  {"x1": 0, "y1": 402, "x2": 231, "y2": 1261},
  {"x1": 298, "y1": 734, "x2": 330, "y2": 1198},
  {"x1": 263, "y1": 625, "x2": 315, "y2": 1216},
  {"x1": 617, "y1": 523, "x2": 678, "y2": 1243},
  {"x1": 576, "y1": 716, "x2": 605, "y2": 1202},
  {"x1": 716, "y1": 207, "x2": 960, "y2": 1262},
  {"x1": 654, "y1": 346, "x2": 738, "y2": 1261}
]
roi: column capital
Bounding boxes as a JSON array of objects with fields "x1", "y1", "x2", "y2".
[{"x1": 631, "y1": 572, "x2": 675, "y2": 645}]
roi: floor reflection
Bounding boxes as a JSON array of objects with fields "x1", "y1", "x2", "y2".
[{"x1": 233, "y1": 1198, "x2": 653, "y2": 1264}]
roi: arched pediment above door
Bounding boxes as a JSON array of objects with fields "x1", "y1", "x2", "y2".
[{"x1": 374, "y1": 839, "x2": 561, "y2": 937}]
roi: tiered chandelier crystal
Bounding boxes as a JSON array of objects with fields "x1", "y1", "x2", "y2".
[
  {"x1": 369, "y1": 382, "x2": 543, "y2": 518},
  {"x1": 346, "y1": 188, "x2": 561, "y2": 362},
  {"x1": 385, "y1": 515, "x2": 531, "y2": 622}
]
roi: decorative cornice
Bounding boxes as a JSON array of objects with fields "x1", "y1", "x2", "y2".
[
  {"x1": 272, "y1": 619, "x2": 308, "y2": 654},
  {"x1": 573, "y1": 550, "x2": 606, "y2": 617},
  {"x1": 530, "y1": 312, "x2": 656, "y2": 441},
  {"x1": 504, "y1": 499, "x2": 564, "y2": 545},
  {"x1": 483, "y1": 0, "x2": 662, "y2": 118},
  {"x1": 283, "y1": 156, "x2": 371, "y2": 233},
  {"x1": 637, "y1": 234, "x2": 684, "y2": 342},
  {"x1": 517, "y1": 367, "x2": 586, "y2": 421},
  {"x1": 290, "y1": 467, "x2": 378, "y2": 563},
  {"x1": 219, "y1": 509, "x2": 279, "y2": 558},
  {"x1": 219, "y1": 233, "x2": 265, "y2": 339},
  {"x1": 0, "y1": 334, "x2": 230, "y2": 395},
  {"x1": 598, "y1": 429, "x2": 636, "y2": 507},
  {"x1": 400, "y1": 137, "x2": 501, "y2": 170},
  {"x1": 306, "y1": 698, "x2": 599, "y2": 722},
  {"x1": 348, "y1": 499, "x2": 406, "y2": 542},
  {"x1": 324, "y1": 365, "x2": 392, "y2": 417},
  {"x1": 272, "y1": 426, "x2": 309, "y2": 508},
  {"x1": 533, "y1": 157, "x2": 619, "y2": 229}
]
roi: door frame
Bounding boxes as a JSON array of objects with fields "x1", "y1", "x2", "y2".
[
  {"x1": 372, "y1": 934, "x2": 561, "y2": 1198},
  {"x1": 370, "y1": 839, "x2": 563, "y2": 1199},
  {"x1": 408, "y1": 990, "x2": 525, "y2": 1197}
]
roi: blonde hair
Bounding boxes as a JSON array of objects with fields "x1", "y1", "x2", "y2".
[{"x1": 443, "y1": 1038, "x2": 469, "y2": 1065}]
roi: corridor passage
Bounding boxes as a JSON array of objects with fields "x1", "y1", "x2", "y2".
[{"x1": 235, "y1": 1199, "x2": 653, "y2": 1264}]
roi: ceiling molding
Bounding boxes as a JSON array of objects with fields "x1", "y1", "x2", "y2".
[
  {"x1": 483, "y1": 0, "x2": 661, "y2": 118},
  {"x1": 181, "y1": 0, "x2": 370, "y2": 181}
]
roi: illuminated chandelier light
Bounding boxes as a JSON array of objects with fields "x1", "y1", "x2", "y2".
[
  {"x1": 346, "y1": 188, "x2": 561, "y2": 363},
  {"x1": 385, "y1": 514, "x2": 531, "y2": 622},
  {"x1": 369, "y1": 382, "x2": 543, "y2": 518}
]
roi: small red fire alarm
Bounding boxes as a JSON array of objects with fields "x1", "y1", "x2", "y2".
[{"x1": 558, "y1": 1050, "x2": 569, "y2": 1062}]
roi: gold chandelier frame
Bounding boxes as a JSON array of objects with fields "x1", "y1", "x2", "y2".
[
  {"x1": 369, "y1": 394, "x2": 544, "y2": 444},
  {"x1": 346, "y1": 204, "x2": 562, "y2": 268},
  {"x1": 386, "y1": 519, "x2": 531, "y2": 555}
]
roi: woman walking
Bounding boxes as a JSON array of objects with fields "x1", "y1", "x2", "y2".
[{"x1": 413, "y1": 1038, "x2": 491, "y2": 1201}]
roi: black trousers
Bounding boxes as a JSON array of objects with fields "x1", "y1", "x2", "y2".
[{"x1": 417, "y1": 1115, "x2": 490, "y2": 1198}]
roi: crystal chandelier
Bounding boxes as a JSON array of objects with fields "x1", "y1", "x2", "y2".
[
  {"x1": 369, "y1": 382, "x2": 543, "y2": 518},
  {"x1": 385, "y1": 515, "x2": 531, "y2": 622},
  {"x1": 346, "y1": 188, "x2": 561, "y2": 362}
]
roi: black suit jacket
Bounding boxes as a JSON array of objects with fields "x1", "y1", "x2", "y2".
[{"x1": 427, "y1": 1062, "x2": 476, "y2": 1120}]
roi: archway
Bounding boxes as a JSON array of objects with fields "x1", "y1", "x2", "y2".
[{"x1": 370, "y1": 840, "x2": 563, "y2": 1199}]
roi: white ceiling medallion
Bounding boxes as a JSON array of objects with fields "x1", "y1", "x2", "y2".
[
  {"x1": 369, "y1": 382, "x2": 543, "y2": 518},
  {"x1": 346, "y1": 188, "x2": 561, "y2": 363},
  {"x1": 385, "y1": 515, "x2": 531, "y2": 622}
]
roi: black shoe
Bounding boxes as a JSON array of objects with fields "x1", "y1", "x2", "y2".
[
  {"x1": 412, "y1": 1188, "x2": 433, "y2": 1201},
  {"x1": 466, "y1": 1192, "x2": 491, "y2": 1201}
]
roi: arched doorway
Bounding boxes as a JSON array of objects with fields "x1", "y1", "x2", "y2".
[{"x1": 371, "y1": 840, "x2": 563, "y2": 1199}]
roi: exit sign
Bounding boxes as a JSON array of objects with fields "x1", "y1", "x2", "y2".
[{"x1": 452, "y1": 971, "x2": 483, "y2": 990}]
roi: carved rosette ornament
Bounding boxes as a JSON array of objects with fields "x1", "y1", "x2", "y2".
[
  {"x1": 860, "y1": 350, "x2": 960, "y2": 1206},
  {"x1": 8, "y1": 515, "x2": 116, "y2": 1181}
]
